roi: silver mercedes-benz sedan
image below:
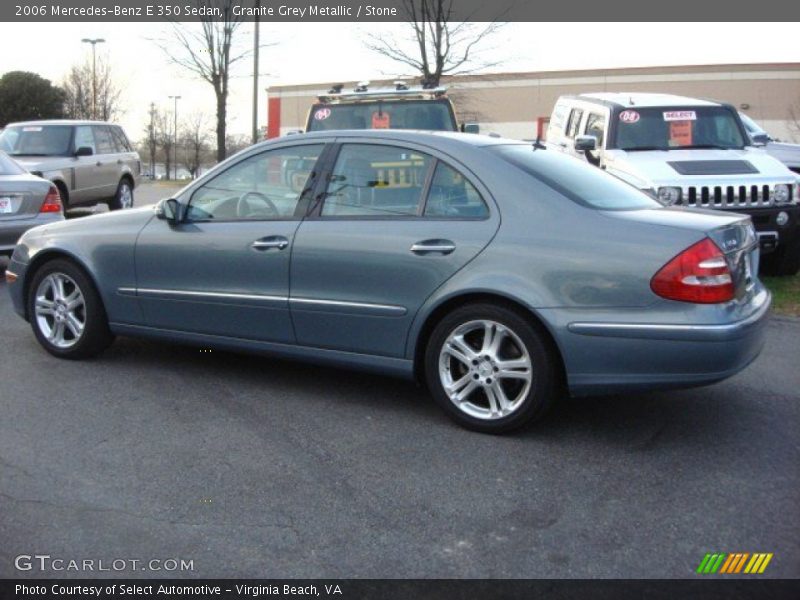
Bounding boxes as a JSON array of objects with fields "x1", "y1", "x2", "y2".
[
  {"x1": 5, "y1": 131, "x2": 769, "y2": 433},
  {"x1": 0, "y1": 150, "x2": 63, "y2": 257}
]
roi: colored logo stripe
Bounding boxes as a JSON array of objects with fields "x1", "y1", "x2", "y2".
[{"x1": 698, "y1": 553, "x2": 773, "y2": 574}]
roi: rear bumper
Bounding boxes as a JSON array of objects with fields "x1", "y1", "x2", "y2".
[
  {"x1": 0, "y1": 213, "x2": 63, "y2": 255},
  {"x1": 552, "y1": 289, "x2": 771, "y2": 396}
]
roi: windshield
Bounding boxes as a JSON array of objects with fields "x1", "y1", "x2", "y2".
[
  {"x1": 306, "y1": 100, "x2": 457, "y2": 132},
  {"x1": 611, "y1": 106, "x2": 747, "y2": 151},
  {"x1": 0, "y1": 125, "x2": 73, "y2": 156},
  {"x1": 0, "y1": 151, "x2": 25, "y2": 175},
  {"x1": 491, "y1": 144, "x2": 661, "y2": 210}
]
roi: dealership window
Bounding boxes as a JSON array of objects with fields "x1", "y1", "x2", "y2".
[
  {"x1": 186, "y1": 144, "x2": 324, "y2": 221},
  {"x1": 424, "y1": 162, "x2": 489, "y2": 218},
  {"x1": 320, "y1": 144, "x2": 432, "y2": 217}
]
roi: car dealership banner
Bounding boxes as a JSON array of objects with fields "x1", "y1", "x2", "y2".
[{"x1": 1, "y1": 0, "x2": 799, "y2": 21}]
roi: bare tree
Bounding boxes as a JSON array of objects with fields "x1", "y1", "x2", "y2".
[
  {"x1": 153, "y1": 0, "x2": 249, "y2": 162},
  {"x1": 62, "y1": 56, "x2": 123, "y2": 121},
  {"x1": 181, "y1": 112, "x2": 212, "y2": 178},
  {"x1": 365, "y1": 1, "x2": 504, "y2": 87},
  {"x1": 225, "y1": 133, "x2": 251, "y2": 157},
  {"x1": 154, "y1": 109, "x2": 174, "y2": 181}
]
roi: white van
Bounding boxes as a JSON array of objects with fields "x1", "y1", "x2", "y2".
[{"x1": 547, "y1": 93, "x2": 800, "y2": 275}]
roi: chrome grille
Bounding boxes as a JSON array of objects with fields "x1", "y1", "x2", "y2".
[{"x1": 678, "y1": 184, "x2": 794, "y2": 208}]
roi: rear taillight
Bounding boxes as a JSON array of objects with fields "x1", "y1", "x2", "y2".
[
  {"x1": 40, "y1": 186, "x2": 62, "y2": 213},
  {"x1": 650, "y1": 238, "x2": 734, "y2": 304}
]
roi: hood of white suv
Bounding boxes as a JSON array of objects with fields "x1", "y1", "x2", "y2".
[{"x1": 604, "y1": 146, "x2": 794, "y2": 188}]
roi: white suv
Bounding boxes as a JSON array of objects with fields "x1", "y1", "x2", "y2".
[{"x1": 546, "y1": 93, "x2": 800, "y2": 276}]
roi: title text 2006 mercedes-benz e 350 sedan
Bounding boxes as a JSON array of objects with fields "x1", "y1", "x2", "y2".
[{"x1": 6, "y1": 131, "x2": 770, "y2": 433}]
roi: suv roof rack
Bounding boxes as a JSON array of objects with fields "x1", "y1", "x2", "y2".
[{"x1": 317, "y1": 83, "x2": 448, "y2": 104}]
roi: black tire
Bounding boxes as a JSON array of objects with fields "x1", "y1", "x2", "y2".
[
  {"x1": 27, "y1": 259, "x2": 114, "y2": 359},
  {"x1": 108, "y1": 178, "x2": 134, "y2": 211},
  {"x1": 424, "y1": 303, "x2": 558, "y2": 433},
  {"x1": 760, "y1": 238, "x2": 800, "y2": 277}
]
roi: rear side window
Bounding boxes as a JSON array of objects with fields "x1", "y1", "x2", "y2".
[
  {"x1": 93, "y1": 126, "x2": 116, "y2": 154},
  {"x1": 491, "y1": 144, "x2": 661, "y2": 210},
  {"x1": 424, "y1": 162, "x2": 489, "y2": 218},
  {"x1": 0, "y1": 151, "x2": 24, "y2": 175},
  {"x1": 321, "y1": 144, "x2": 432, "y2": 217}
]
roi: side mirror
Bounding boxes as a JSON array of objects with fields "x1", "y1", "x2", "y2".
[
  {"x1": 462, "y1": 123, "x2": 480, "y2": 134},
  {"x1": 751, "y1": 133, "x2": 770, "y2": 146},
  {"x1": 74, "y1": 146, "x2": 94, "y2": 157},
  {"x1": 574, "y1": 135, "x2": 598, "y2": 152},
  {"x1": 155, "y1": 198, "x2": 181, "y2": 225}
]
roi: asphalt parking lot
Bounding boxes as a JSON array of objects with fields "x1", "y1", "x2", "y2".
[{"x1": 0, "y1": 207, "x2": 798, "y2": 579}]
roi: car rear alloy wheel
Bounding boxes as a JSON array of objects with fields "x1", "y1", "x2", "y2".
[
  {"x1": 34, "y1": 273, "x2": 86, "y2": 349},
  {"x1": 28, "y1": 259, "x2": 114, "y2": 359},
  {"x1": 439, "y1": 320, "x2": 532, "y2": 420},
  {"x1": 110, "y1": 180, "x2": 133, "y2": 210},
  {"x1": 426, "y1": 303, "x2": 558, "y2": 433}
]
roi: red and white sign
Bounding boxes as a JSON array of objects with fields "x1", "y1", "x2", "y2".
[
  {"x1": 313, "y1": 108, "x2": 331, "y2": 121},
  {"x1": 619, "y1": 110, "x2": 640, "y2": 124},
  {"x1": 663, "y1": 110, "x2": 696, "y2": 121},
  {"x1": 371, "y1": 111, "x2": 390, "y2": 129}
]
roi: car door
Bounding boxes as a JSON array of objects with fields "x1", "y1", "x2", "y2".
[
  {"x1": 71, "y1": 125, "x2": 104, "y2": 204},
  {"x1": 133, "y1": 142, "x2": 326, "y2": 342},
  {"x1": 92, "y1": 125, "x2": 121, "y2": 198},
  {"x1": 289, "y1": 140, "x2": 500, "y2": 358}
]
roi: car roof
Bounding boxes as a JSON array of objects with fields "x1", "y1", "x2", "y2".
[
  {"x1": 263, "y1": 129, "x2": 521, "y2": 149},
  {"x1": 5, "y1": 119, "x2": 120, "y2": 127},
  {"x1": 575, "y1": 92, "x2": 722, "y2": 108}
]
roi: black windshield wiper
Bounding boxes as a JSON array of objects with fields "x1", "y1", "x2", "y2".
[
  {"x1": 679, "y1": 144, "x2": 739, "y2": 150},
  {"x1": 622, "y1": 146, "x2": 669, "y2": 152}
]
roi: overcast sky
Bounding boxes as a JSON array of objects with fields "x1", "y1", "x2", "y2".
[{"x1": 1, "y1": 22, "x2": 799, "y2": 143}]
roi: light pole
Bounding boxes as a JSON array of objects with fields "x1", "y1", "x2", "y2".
[
  {"x1": 252, "y1": 0, "x2": 260, "y2": 144},
  {"x1": 81, "y1": 38, "x2": 105, "y2": 120},
  {"x1": 168, "y1": 95, "x2": 181, "y2": 180}
]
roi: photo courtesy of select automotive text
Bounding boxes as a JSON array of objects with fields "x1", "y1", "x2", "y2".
[{"x1": 1, "y1": 0, "x2": 799, "y2": 598}]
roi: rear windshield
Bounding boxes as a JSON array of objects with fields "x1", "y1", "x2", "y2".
[
  {"x1": 491, "y1": 144, "x2": 661, "y2": 210},
  {"x1": 0, "y1": 151, "x2": 25, "y2": 175},
  {"x1": 307, "y1": 100, "x2": 457, "y2": 132},
  {"x1": 0, "y1": 125, "x2": 73, "y2": 156}
]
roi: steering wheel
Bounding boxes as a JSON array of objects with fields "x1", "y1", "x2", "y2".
[{"x1": 236, "y1": 191, "x2": 280, "y2": 218}]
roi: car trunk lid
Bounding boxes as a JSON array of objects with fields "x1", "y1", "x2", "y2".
[{"x1": 0, "y1": 175, "x2": 49, "y2": 222}]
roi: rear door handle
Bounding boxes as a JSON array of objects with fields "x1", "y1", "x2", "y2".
[
  {"x1": 410, "y1": 239, "x2": 456, "y2": 255},
  {"x1": 251, "y1": 235, "x2": 289, "y2": 251}
]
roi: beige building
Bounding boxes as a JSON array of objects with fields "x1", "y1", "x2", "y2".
[{"x1": 266, "y1": 63, "x2": 800, "y2": 142}]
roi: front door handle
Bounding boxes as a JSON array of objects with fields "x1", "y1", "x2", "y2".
[
  {"x1": 410, "y1": 239, "x2": 456, "y2": 255},
  {"x1": 251, "y1": 235, "x2": 289, "y2": 251}
]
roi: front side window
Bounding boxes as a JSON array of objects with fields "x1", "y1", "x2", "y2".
[
  {"x1": 585, "y1": 113, "x2": 606, "y2": 146},
  {"x1": 321, "y1": 144, "x2": 432, "y2": 217},
  {"x1": 612, "y1": 106, "x2": 747, "y2": 150},
  {"x1": 424, "y1": 162, "x2": 489, "y2": 218},
  {"x1": 187, "y1": 144, "x2": 324, "y2": 221}
]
